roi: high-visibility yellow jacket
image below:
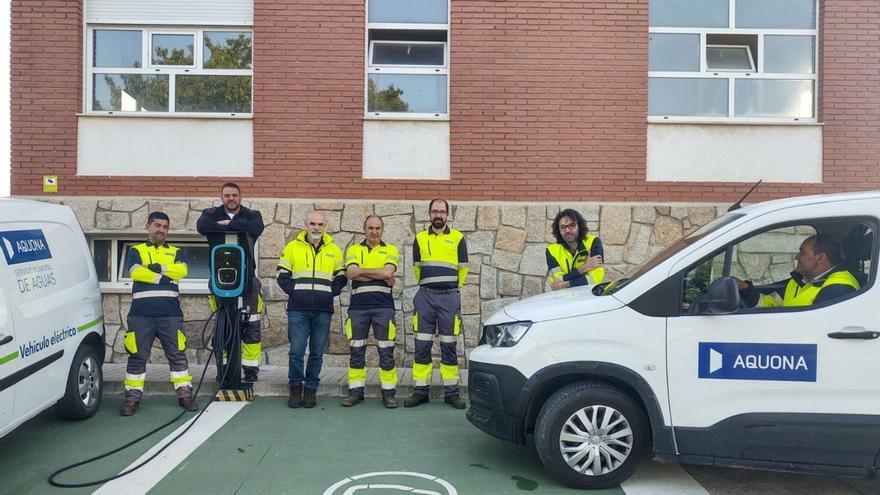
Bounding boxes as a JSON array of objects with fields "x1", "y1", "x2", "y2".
[
  {"x1": 276, "y1": 231, "x2": 345, "y2": 312},
  {"x1": 127, "y1": 242, "x2": 187, "y2": 317},
  {"x1": 345, "y1": 240, "x2": 399, "y2": 310},
  {"x1": 546, "y1": 235, "x2": 604, "y2": 286},
  {"x1": 757, "y1": 268, "x2": 859, "y2": 307},
  {"x1": 413, "y1": 227, "x2": 468, "y2": 289}
]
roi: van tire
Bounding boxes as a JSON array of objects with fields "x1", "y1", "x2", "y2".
[
  {"x1": 55, "y1": 344, "x2": 103, "y2": 420},
  {"x1": 535, "y1": 382, "x2": 648, "y2": 490}
]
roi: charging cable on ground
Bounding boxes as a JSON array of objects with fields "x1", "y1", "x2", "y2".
[{"x1": 48, "y1": 308, "x2": 237, "y2": 488}]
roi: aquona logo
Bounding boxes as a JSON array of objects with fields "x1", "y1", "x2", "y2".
[
  {"x1": 733, "y1": 354, "x2": 808, "y2": 371},
  {"x1": 15, "y1": 237, "x2": 47, "y2": 253}
]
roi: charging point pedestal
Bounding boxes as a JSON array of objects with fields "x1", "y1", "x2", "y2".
[{"x1": 207, "y1": 232, "x2": 257, "y2": 402}]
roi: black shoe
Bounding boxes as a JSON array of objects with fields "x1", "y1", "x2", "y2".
[
  {"x1": 302, "y1": 387, "x2": 317, "y2": 408},
  {"x1": 120, "y1": 399, "x2": 139, "y2": 416},
  {"x1": 243, "y1": 367, "x2": 259, "y2": 382},
  {"x1": 341, "y1": 393, "x2": 364, "y2": 407},
  {"x1": 444, "y1": 394, "x2": 467, "y2": 409},
  {"x1": 178, "y1": 397, "x2": 199, "y2": 411},
  {"x1": 383, "y1": 394, "x2": 398, "y2": 409},
  {"x1": 404, "y1": 393, "x2": 429, "y2": 408},
  {"x1": 288, "y1": 382, "x2": 302, "y2": 409}
]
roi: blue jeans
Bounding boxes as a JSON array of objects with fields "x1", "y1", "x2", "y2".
[{"x1": 287, "y1": 310, "x2": 332, "y2": 389}]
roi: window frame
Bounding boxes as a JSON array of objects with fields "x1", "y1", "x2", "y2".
[
  {"x1": 88, "y1": 233, "x2": 219, "y2": 295},
  {"x1": 85, "y1": 25, "x2": 254, "y2": 117},
  {"x1": 648, "y1": 0, "x2": 819, "y2": 124},
  {"x1": 705, "y1": 44, "x2": 755, "y2": 72},
  {"x1": 676, "y1": 217, "x2": 878, "y2": 316},
  {"x1": 364, "y1": 0, "x2": 451, "y2": 120}
]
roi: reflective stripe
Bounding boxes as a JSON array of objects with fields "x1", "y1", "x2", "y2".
[
  {"x1": 415, "y1": 333, "x2": 434, "y2": 341},
  {"x1": 349, "y1": 339, "x2": 367, "y2": 347},
  {"x1": 549, "y1": 267, "x2": 562, "y2": 274},
  {"x1": 439, "y1": 335, "x2": 456, "y2": 343},
  {"x1": 293, "y1": 283, "x2": 332, "y2": 292},
  {"x1": 420, "y1": 260, "x2": 458, "y2": 269},
  {"x1": 277, "y1": 260, "x2": 293, "y2": 270},
  {"x1": 377, "y1": 340, "x2": 395, "y2": 348},
  {"x1": 241, "y1": 358, "x2": 260, "y2": 367},
  {"x1": 170, "y1": 369, "x2": 193, "y2": 389},
  {"x1": 419, "y1": 276, "x2": 459, "y2": 285},
  {"x1": 291, "y1": 270, "x2": 333, "y2": 280},
  {"x1": 248, "y1": 313, "x2": 261, "y2": 322},
  {"x1": 380, "y1": 366, "x2": 398, "y2": 389},
  {"x1": 124, "y1": 373, "x2": 146, "y2": 391},
  {"x1": 352, "y1": 285, "x2": 392, "y2": 295},
  {"x1": 349, "y1": 380, "x2": 366, "y2": 388},
  {"x1": 443, "y1": 378, "x2": 459, "y2": 385},
  {"x1": 132, "y1": 290, "x2": 179, "y2": 300}
]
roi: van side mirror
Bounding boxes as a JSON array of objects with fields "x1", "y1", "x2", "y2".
[{"x1": 692, "y1": 277, "x2": 740, "y2": 315}]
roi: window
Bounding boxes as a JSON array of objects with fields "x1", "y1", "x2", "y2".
[
  {"x1": 87, "y1": 27, "x2": 253, "y2": 115},
  {"x1": 648, "y1": 0, "x2": 817, "y2": 122},
  {"x1": 89, "y1": 236, "x2": 214, "y2": 294},
  {"x1": 365, "y1": 1, "x2": 449, "y2": 118},
  {"x1": 679, "y1": 219, "x2": 875, "y2": 315}
]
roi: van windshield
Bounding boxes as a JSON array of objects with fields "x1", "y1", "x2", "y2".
[{"x1": 601, "y1": 212, "x2": 745, "y2": 295}]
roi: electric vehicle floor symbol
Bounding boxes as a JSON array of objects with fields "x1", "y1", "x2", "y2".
[{"x1": 323, "y1": 471, "x2": 458, "y2": 495}]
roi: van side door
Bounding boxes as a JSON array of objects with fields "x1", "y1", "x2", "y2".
[{"x1": 667, "y1": 216, "x2": 880, "y2": 473}]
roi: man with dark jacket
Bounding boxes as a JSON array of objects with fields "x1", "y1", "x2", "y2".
[{"x1": 196, "y1": 182, "x2": 265, "y2": 382}]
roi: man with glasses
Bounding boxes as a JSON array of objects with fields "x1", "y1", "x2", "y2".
[
  {"x1": 406, "y1": 198, "x2": 469, "y2": 409},
  {"x1": 546, "y1": 208, "x2": 604, "y2": 291}
]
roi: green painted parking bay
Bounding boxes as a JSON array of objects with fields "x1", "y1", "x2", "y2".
[{"x1": 2, "y1": 397, "x2": 629, "y2": 494}]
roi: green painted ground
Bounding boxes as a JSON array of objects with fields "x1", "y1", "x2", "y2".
[
  {"x1": 0, "y1": 396, "x2": 195, "y2": 495},
  {"x1": 1, "y1": 396, "x2": 622, "y2": 495},
  {"x1": 152, "y1": 398, "x2": 622, "y2": 494}
]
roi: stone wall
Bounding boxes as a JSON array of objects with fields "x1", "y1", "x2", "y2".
[{"x1": 50, "y1": 197, "x2": 728, "y2": 369}]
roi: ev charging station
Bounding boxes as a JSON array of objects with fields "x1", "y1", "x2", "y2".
[{"x1": 206, "y1": 232, "x2": 257, "y2": 401}]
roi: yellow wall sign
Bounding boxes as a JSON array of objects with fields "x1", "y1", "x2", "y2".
[{"x1": 42, "y1": 175, "x2": 58, "y2": 193}]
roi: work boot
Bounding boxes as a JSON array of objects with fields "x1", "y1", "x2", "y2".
[
  {"x1": 403, "y1": 393, "x2": 429, "y2": 408},
  {"x1": 243, "y1": 367, "x2": 259, "y2": 383},
  {"x1": 444, "y1": 394, "x2": 467, "y2": 409},
  {"x1": 382, "y1": 392, "x2": 398, "y2": 409},
  {"x1": 302, "y1": 386, "x2": 318, "y2": 408},
  {"x1": 288, "y1": 382, "x2": 302, "y2": 409},
  {"x1": 341, "y1": 392, "x2": 363, "y2": 407},
  {"x1": 178, "y1": 397, "x2": 199, "y2": 411},
  {"x1": 120, "y1": 399, "x2": 139, "y2": 416}
]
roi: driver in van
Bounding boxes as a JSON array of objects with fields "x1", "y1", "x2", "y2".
[{"x1": 735, "y1": 233, "x2": 859, "y2": 308}]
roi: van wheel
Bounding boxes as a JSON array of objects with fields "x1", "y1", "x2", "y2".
[
  {"x1": 535, "y1": 382, "x2": 648, "y2": 490},
  {"x1": 55, "y1": 344, "x2": 103, "y2": 420}
]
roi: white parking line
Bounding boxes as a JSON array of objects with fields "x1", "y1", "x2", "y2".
[
  {"x1": 622, "y1": 461, "x2": 710, "y2": 495},
  {"x1": 92, "y1": 401, "x2": 248, "y2": 495}
]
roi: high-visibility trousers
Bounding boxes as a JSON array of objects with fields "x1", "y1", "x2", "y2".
[
  {"x1": 411, "y1": 287, "x2": 461, "y2": 397},
  {"x1": 346, "y1": 307, "x2": 397, "y2": 397},
  {"x1": 123, "y1": 315, "x2": 192, "y2": 401}
]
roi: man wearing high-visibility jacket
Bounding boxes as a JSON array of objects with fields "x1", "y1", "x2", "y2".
[
  {"x1": 546, "y1": 208, "x2": 604, "y2": 290},
  {"x1": 277, "y1": 211, "x2": 346, "y2": 409},
  {"x1": 196, "y1": 182, "x2": 265, "y2": 383},
  {"x1": 736, "y1": 234, "x2": 859, "y2": 307},
  {"x1": 121, "y1": 212, "x2": 197, "y2": 416},
  {"x1": 342, "y1": 214, "x2": 400, "y2": 408},
  {"x1": 406, "y1": 198, "x2": 468, "y2": 409}
]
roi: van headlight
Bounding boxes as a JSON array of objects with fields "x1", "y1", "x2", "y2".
[{"x1": 482, "y1": 321, "x2": 532, "y2": 347}]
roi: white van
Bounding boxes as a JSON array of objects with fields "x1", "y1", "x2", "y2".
[
  {"x1": 467, "y1": 191, "x2": 880, "y2": 489},
  {"x1": 0, "y1": 198, "x2": 105, "y2": 437}
]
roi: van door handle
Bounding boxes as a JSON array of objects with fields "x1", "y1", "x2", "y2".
[
  {"x1": 0, "y1": 335, "x2": 12, "y2": 345},
  {"x1": 828, "y1": 331, "x2": 880, "y2": 340}
]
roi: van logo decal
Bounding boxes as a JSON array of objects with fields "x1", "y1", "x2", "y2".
[
  {"x1": 0, "y1": 230, "x2": 53, "y2": 265},
  {"x1": 698, "y1": 342, "x2": 817, "y2": 382}
]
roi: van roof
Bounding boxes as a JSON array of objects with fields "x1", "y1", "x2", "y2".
[
  {"x1": 735, "y1": 190, "x2": 880, "y2": 216},
  {"x1": 0, "y1": 198, "x2": 79, "y2": 226}
]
